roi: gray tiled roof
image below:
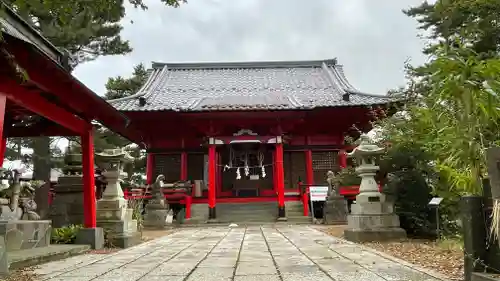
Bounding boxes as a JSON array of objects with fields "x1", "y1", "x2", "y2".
[{"x1": 110, "y1": 59, "x2": 396, "y2": 112}]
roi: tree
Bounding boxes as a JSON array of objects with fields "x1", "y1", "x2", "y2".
[
  {"x1": 366, "y1": 0, "x2": 500, "y2": 237},
  {"x1": 1, "y1": 0, "x2": 184, "y2": 181},
  {"x1": 97, "y1": 63, "x2": 149, "y2": 184},
  {"x1": 104, "y1": 64, "x2": 148, "y2": 100},
  {"x1": 405, "y1": 0, "x2": 500, "y2": 56}
]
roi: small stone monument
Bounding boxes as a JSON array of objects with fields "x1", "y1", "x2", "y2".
[
  {"x1": 49, "y1": 153, "x2": 86, "y2": 227},
  {"x1": 343, "y1": 135, "x2": 406, "y2": 242},
  {"x1": 95, "y1": 149, "x2": 140, "y2": 248},
  {"x1": 143, "y1": 175, "x2": 170, "y2": 228},
  {"x1": 0, "y1": 169, "x2": 51, "y2": 252},
  {"x1": 323, "y1": 170, "x2": 348, "y2": 225}
]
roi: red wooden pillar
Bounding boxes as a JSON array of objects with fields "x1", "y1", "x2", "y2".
[
  {"x1": 272, "y1": 150, "x2": 277, "y2": 194},
  {"x1": 81, "y1": 129, "x2": 96, "y2": 228},
  {"x1": 146, "y1": 153, "x2": 155, "y2": 185},
  {"x1": 208, "y1": 140, "x2": 217, "y2": 220},
  {"x1": 275, "y1": 137, "x2": 286, "y2": 219},
  {"x1": 339, "y1": 149, "x2": 347, "y2": 169},
  {"x1": 0, "y1": 95, "x2": 6, "y2": 167},
  {"x1": 180, "y1": 152, "x2": 188, "y2": 181},
  {"x1": 304, "y1": 150, "x2": 313, "y2": 216},
  {"x1": 0, "y1": 137, "x2": 6, "y2": 167}
]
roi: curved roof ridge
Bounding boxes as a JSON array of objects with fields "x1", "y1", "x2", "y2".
[
  {"x1": 108, "y1": 66, "x2": 168, "y2": 103},
  {"x1": 151, "y1": 58, "x2": 338, "y2": 70}
]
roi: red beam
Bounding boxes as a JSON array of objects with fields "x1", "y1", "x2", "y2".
[
  {"x1": 0, "y1": 82, "x2": 89, "y2": 133},
  {"x1": 81, "y1": 129, "x2": 96, "y2": 228}
]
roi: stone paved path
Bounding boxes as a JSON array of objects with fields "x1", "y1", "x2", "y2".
[{"x1": 33, "y1": 226, "x2": 447, "y2": 281}]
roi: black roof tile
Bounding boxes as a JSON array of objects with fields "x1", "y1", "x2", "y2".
[{"x1": 109, "y1": 59, "x2": 397, "y2": 112}]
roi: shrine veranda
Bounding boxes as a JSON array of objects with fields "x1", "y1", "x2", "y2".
[{"x1": 109, "y1": 60, "x2": 399, "y2": 220}]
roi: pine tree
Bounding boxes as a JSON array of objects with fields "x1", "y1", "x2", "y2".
[{"x1": 1, "y1": 0, "x2": 184, "y2": 180}]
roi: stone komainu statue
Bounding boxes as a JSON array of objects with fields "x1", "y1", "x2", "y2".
[
  {"x1": 326, "y1": 170, "x2": 339, "y2": 197},
  {"x1": 0, "y1": 169, "x2": 41, "y2": 220}
]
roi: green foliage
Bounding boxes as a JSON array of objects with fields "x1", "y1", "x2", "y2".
[
  {"x1": 405, "y1": 0, "x2": 500, "y2": 56},
  {"x1": 104, "y1": 63, "x2": 149, "y2": 100},
  {"x1": 370, "y1": 0, "x2": 500, "y2": 237},
  {"x1": 4, "y1": 0, "x2": 185, "y2": 66},
  {"x1": 51, "y1": 224, "x2": 83, "y2": 244},
  {"x1": 335, "y1": 167, "x2": 361, "y2": 186}
]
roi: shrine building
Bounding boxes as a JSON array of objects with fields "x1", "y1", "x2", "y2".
[{"x1": 110, "y1": 59, "x2": 397, "y2": 220}]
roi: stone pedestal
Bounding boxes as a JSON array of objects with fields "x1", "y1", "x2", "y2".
[
  {"x1": 49, "y1": 176, "x2": 85, "y2": 228},
  {"x1": 0, "y1": 220, "x2": 51, "y2": 251},
  {"x1": 343, "y1": 135, "x2": 406, "y2": 242},
  {"x1": 143, "y1": 175, "x2": 169, "y2": 229},
  {"x1": 95, "y1": 149, "x2": 140, "y2": 248},
  {"x1": 76, "y1": 227, "x2": 104, "y2": 250},
  {"x1": 323, "y1": 195, "x2": 348, "y2": 225}
]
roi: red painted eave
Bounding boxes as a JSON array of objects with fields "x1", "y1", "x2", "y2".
[{"x1": 3, "y1": 33, "x2": 144, "y2": 143}]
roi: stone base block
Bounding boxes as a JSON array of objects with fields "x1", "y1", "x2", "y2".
[
  {"x1": 97, "y1": 219, "x2": 138, "y2": 235},
  {"x1": 347, "y1": 213, "x2": 401, "y2": 229},
  {"x1": 107, "y1": 232, "x2": 142, "y2": 248},
  {"x1": 207, "y1": 219, "x2": 220, "y2": 224},
  {"x1": 323, "y1": 196, "x2": 348, "y2": 225},
  {"x1": 75, "y1": 227, "x2": 104, "y2": 249},
  {"x1": 0, "y1": 235, "x2": 8, "y2": 277},
  {"x1": 143, "y1": 208, "x2": 169, "y2": 229},
  {"x1": 0, "y1": 220, "x2": 51, "y2": 251},
  {"x1": 343, "y1": 227, "x2": 407, "y2": 242}
]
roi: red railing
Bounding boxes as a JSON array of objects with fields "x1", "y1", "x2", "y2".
[
  {"x1": 122, "y1": 186, "x2": 194, "y2": 219},
  {"x1": 48, "y1": 184, "x2": 194, "y2": 220}
]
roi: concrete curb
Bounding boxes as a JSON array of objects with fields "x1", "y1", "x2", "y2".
[{"x1": 309, "y1": 226, "x2": 454, "y2": 281}]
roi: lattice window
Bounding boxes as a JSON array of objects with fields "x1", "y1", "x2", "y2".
[
  {"x1": 312, "y1": 151, "x2": 339, "y2": 185},
  {"x1": 283, "y1": 151, "x2": 307, "y2": 189},
  {"x1": 154, "y1": 154, "x2": 181, "y2": 182},
  {"x1": 187, "y1": 153, "x2": 204, "y2": 181}
]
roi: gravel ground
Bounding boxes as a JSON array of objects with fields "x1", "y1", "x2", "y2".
[{"x1": 323, "y1": 225, "x2": 464, "y2": 281}]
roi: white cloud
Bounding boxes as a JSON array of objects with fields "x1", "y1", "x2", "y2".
[{"x1": 72, "y1": 0, "x2": 428, "y2": 96}]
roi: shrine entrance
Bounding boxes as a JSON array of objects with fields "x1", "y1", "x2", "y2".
[{"x1": 219, "y1": 142, "x2": 275, "y2": 198}]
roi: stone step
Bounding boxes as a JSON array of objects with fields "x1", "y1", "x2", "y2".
[{"x1": 7, "y1": 244, "x2": 90, "y2": 271}]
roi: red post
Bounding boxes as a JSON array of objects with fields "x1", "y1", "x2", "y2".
[
  {"x1": 0, "y1": 95, "x2": 6, "y2": 167},
  {"x1": 275, "y1": 140, "x2": 286, "y2": 218},
  {"x1": 273, "y1": 150, "x2": 277, "y2": 194},
  {"x1": 339, "y1": 149, "x2": 347, "y2": 169},
  {"x1": 180, "y1": 152, "x2": 188, "y2": 181},
  {"x1": 146, "y1": 153, "x2": 154, "y2": 185},
  {"x1": 0, "y1": 138, "x2": 6, "y2": 167},
  {"x1": 81, "y1": 129, "x2": 96, "y2": 228},
  {"x1": 208, "y1": 143, "x2": 217, "y2": 219},
  {"x1": 305, "y1": 150, "x2": 313, "y2": 186},
  {"x1": 185, "y1": 195, "x2": 192, "y2": 219},
  {"x1": 303, "y1": 150, "x2": 313, "y2": 216}
]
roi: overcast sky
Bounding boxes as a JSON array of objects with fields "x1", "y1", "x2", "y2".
[{"x1": 73, "y1": 0, "x2": 429, "y2": 96}]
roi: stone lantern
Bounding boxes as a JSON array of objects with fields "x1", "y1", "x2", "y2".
[
  {"x1": 343, "y1": 135, "x2": 406, "y2": 242},
  {"x1": 95, "y1": 148, "x2": 140, "y2": 248}
]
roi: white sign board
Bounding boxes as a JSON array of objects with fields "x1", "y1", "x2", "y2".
[
  {"x1": 428, "y1": 197, "x2": 444, "y2": 206},
  {"x1": 309, "y1": 186, "x2": 329, "y2": 202}
]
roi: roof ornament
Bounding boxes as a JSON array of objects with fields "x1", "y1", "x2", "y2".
[{"x1": 138, "y1": 97, "x2": 146, "y2": 107}]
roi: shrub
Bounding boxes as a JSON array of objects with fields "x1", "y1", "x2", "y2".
[{"x1": 51, "y1": 224, "x2": 83, "y2": 244}]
